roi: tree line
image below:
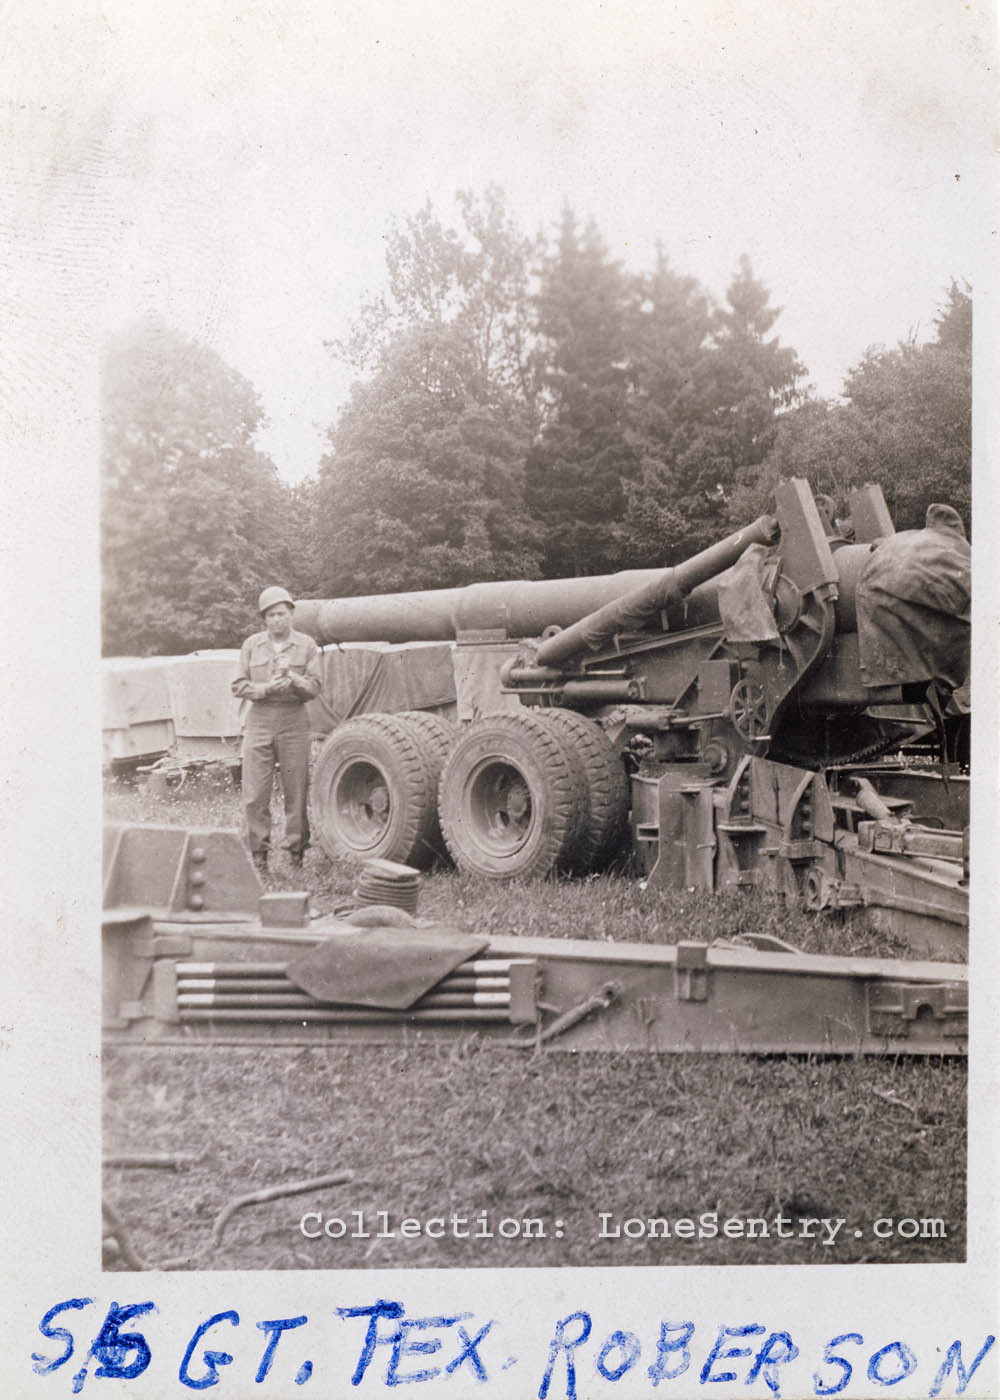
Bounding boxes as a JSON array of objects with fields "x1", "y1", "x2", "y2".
[{"x1": 101, "y1": 186, "x2": 971, "y2": 656}]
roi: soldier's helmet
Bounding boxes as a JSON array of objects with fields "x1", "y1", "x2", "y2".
[{"x1": 258, "y1": 586, "x2": 295, "y2": 615}]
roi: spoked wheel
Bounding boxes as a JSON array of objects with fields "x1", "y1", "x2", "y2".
[
  {"x1": 438, "y1": 712, "x2": 584, "y2": 878},
  {"x1": 729, "y1": 678, "x2": 770, "y2": 743},
  {"x1": 310, "y1": 713, "x2": 442, "y2": 868}
]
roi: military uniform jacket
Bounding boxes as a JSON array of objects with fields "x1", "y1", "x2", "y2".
[{"x1": 232, "y1": 629, "x2": 323, "y2": 706}]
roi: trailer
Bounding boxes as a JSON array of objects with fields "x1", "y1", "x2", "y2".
[{"x1": 102, "y1": 821, "x2": 967, "y2": 1057}]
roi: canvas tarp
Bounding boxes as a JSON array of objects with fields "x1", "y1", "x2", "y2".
[
  {"x1": 286, "y1": 924, "x2": 489, "y2": 1008},
  {"x1": 855, "y1": 507, "x2": 971, "y2": 691},
  {"x1": 306, "y1": 642, "x2": 457, "y2": 734},
  {"x1": 716, "y1": 544, "x2": 781, "y2": 644},
  {"x1": 104, "y1": 642, "x2": 457, "y2": 763}
]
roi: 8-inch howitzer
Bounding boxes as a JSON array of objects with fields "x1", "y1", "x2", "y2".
[{"x1": 297, "y1": 479, "x2": 970, "y2": 958}]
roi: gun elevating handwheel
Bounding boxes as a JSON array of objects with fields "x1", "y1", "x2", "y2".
[{"x1": 729, "y1": 678, "x2": 770, "y2": 743}]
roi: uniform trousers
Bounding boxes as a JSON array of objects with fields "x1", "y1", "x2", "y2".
[{"x1": 241, "y1": 703, "x2": 312, "y2": 858}]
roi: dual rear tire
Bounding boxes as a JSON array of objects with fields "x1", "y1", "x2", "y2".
[
  {"x1": 437, "y1": 711, "x2": 582, "y2": 878},
  {"x1": 309, "y1": 711, "x2": 449, "y2": 870},
  {"x1": 543, "y1": 708, "x2": 629, "y2": 871},
  {"x1": 310, "y1": 709, "x2": 629, "y2": 879}
]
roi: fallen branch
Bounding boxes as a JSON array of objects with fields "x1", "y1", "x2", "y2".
[
  {"x1": 102, "y1": 1200, "x2": 154, "y2": 1271},
  {"x1": 870, "y1": 1086, "x2": 918, "y2": 1116},
  {"x1": 102, "y1": 1169, "x2": 354, "y2": 1271},
  {"x1": 210, "y1": 1171, "x2": 354, "y2": 1248}
]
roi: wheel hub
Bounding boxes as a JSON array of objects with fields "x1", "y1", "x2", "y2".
[
  {"x1": 469, "y1": 762, "x2": 533, "y2": 853},
  {"x1": 335, "y1": 760, "x2": 392, "y2": 845}
]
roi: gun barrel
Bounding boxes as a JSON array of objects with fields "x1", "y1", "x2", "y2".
[{"x1": 294, "y1": 568, "x2": 683, "y2": 646}]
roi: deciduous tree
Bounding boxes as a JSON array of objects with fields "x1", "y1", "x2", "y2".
[
  {"x1": 834, "y1": 281, "x2": 971, "y2": 531},
  {"x1": 730, "y1": 281, "x2": 972, "y2": 535},
  {"x1": 101, "y1": 319, "x2": 296, "y2": 654},
  {"x1": 317, "y1": 188, "x2": 543, "y2": 594}
]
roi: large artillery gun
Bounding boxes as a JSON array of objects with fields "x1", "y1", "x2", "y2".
[{"x1": 296, "y1": 479, "x2": 969, "y2": 958}]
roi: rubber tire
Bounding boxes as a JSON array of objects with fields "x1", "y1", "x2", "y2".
[
  {"x1": 393, "y1": 711, "x2": 456, "y2": 866},
  {"x1": 542, "y1": 710, "x2": 629, "y2": 871},
  {"x1": 437, "y1": 711, "x2": 584, "y2": 879},
  {"x1": 309, "y1": 713, "x2": 441, "y2": 868},
  {"x1": 394, "y1": 711, "x2": 454, "y2": 768}
]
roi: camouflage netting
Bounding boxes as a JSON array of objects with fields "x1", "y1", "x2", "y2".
[{"x1": 855, "y1": 505, "x2": 971, "y2": 691}]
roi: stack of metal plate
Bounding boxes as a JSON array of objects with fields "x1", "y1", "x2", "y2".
[{"x1": 355, "y1": 858, "x2": 422, "y2": 915}]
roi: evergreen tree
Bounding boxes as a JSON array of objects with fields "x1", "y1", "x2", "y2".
[
  {"x1": 101, "y1": 318, "x2": 298, "y2": 654},
  {"x1": 731, "y1": 281, "x2": 972, "y2": 534},
  {"x1": 664, "y1": 255, "x2": 804, "y2": 549},
  {"x1": 619, "y1": 248, "x2": 715, "y2": 564},
  {"x1": 620, "y1": 255, "x2": 803, "y2": 560},
  {"x1": 526, "y1": 208, "x2": 639, "y2": 577}
]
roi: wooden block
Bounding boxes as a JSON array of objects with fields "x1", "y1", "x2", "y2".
[{"x1": 259, "y1": 892, "x2": 310, "y2": 928}]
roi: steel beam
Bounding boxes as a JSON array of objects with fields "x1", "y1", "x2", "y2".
[{"x1": 103, "y1": 916, "x2": 966, "y2": 1055}]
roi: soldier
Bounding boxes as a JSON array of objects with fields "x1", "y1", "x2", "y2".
[{"x1": 232, "y1": 586, "x2": 322, "y2": 873}]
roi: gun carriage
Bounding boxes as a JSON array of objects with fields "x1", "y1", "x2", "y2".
[
  {"x1": 294, "y1": 479, "x2": 969, "y2": 959},
  {"x1": 102, "y1": 480, "x2": 970, "y2": 1055}
]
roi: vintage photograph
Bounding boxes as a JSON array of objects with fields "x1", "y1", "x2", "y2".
[
  {"x1": 95, "y1": 4, "x2": 976, "y2": 1279},
  {"x1": 5, "y1": 1, "x2": 996, "y2": 1394}
]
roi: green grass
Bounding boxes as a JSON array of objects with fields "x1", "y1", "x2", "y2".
[
  {"x1": 103, "y1": 1044, "x2": 966, "y2": 1271},
  {"x1": 102, "y1": 771, "x2": 968, "y2": 1271},
  {"x1": 104, "y1": 770, "x2": 925, "y2": 959}
]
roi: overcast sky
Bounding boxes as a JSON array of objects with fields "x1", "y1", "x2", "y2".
[{"x1": 10, "y1": 0, "x2": 995, "y2": 484}]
